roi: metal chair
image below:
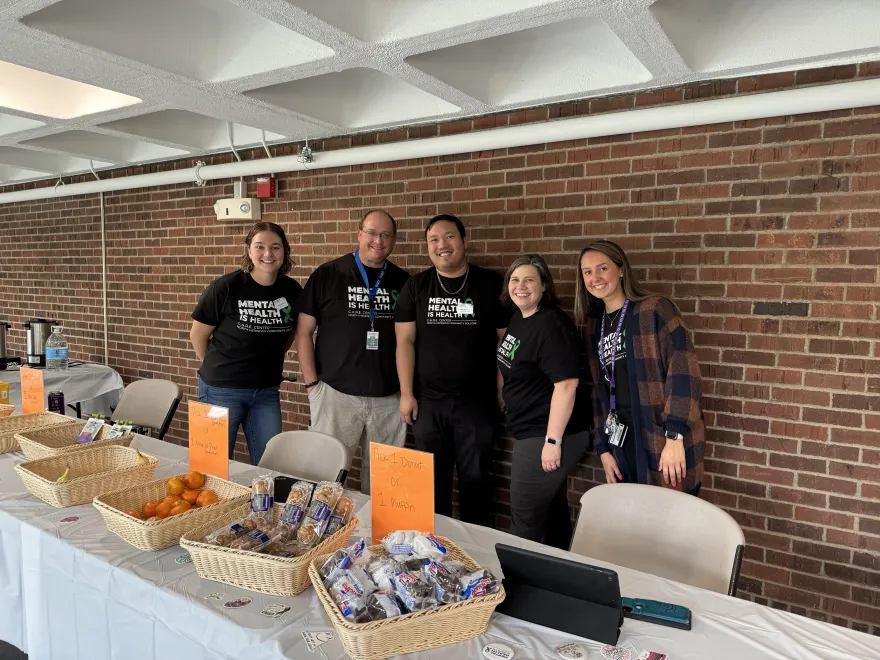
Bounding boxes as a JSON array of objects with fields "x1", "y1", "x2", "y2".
[
  {"x1": 111, "y1": 379, "x2": 181, "y2": 440},
  {"x1": 258, "y1": 430, "x2": 349, "y2": 484},
  {"x1": 570, "y1": 483, "x2": 745, "y2": 596}
]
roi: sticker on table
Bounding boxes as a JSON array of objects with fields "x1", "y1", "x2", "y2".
[
  {"x1": 483, "y1": 643, "x2": 515, "y2": 659},
  {"x1": 557, "y1": 643, "x2": 590, "y2": 659},
  {"x1": 59, "y1": 516, "x2": 79, "y2": 523},
  {"x1": 637, "y1": 653, "x2": 668, "y2": 660},
  {"x1": 601, "y1": 646, "x2": 632, "y2": 660},
  {"x1": 174, "y1": 554, "x2": 192, "y2": 565},
  {"x1": 303, "y1": 631, "x2": 334, "y2": 652},
  {"x1": 205, "y1": 592, "x2": 224, "y2": 601},
  {"x1": 261, "y1": 604, "x2": 290, "y2": 618},
  {"x1": 223, "y1": 597, "x2": 252, "y2": 609}
]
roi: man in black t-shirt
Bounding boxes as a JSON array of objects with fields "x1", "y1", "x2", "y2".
[
  {"x1": 395, "y1": 214, "x2": 510, "y2": 526},
  {"x1": 295, "y1": 210, "x2": 409, "y2": 494}
]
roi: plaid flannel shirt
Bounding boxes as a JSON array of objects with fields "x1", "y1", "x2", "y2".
[{"x1": 587, "y1": 296, "x2": 705, "y2": 492}]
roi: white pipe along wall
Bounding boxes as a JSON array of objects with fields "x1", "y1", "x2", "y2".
[{"x1": 1, "y1": 78, "x2": 880, "y2": 205}]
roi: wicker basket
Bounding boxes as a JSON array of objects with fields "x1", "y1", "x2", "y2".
[
  {"x1": 93, "y1": 473, "x2": 251, "y2": 551},
  {"x1": 14, "y1": 445, "x2": 160, "y2": 508},
  {"x1": 0, "y1": 411, "x2": 75, "y2": 453},
  {"x1": 15, "y1": 421, "x2": 134, "y2": 460},
  {"x1": 308, "y1": 536, "x2": 506, "y2": 660},
  {"x1": 0, "y1": 404, "x2": 14, "y2": 417},
  {"x1": 180, "y1": 503, "x2": 359, "y2": 597}
]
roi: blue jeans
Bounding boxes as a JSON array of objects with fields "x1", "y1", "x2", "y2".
[{"x1": 197, "y1": 376, "x2": 282, "y2": 465}]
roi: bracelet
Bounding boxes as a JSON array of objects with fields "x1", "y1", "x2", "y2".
[{"x1": 304, "y1": 379, "x2": 320, "y2": 388}]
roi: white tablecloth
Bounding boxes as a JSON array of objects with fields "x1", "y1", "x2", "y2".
[
  {"x1": 0, "y1": 363, "x2": 124, "y2": 416},
  {"x1": 1, "y1": 437, "x2": 879, "y2": 660}
]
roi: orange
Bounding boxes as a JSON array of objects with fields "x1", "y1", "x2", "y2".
[
  {"x1": 126, "y1": 510, "x2": 143, "y2": 520},
  {"x1": 167, "y1": 477, "x2": 185, "y2": 496},
  {"x1": 169, "y1": 502, "x2": 191, "y2": 516},
  {"x1": 184, "y1": 471, "x2": 205, "y2": 490},
  {"x1": 181, "y1": 489, "x2": 199, "y2": 505},
  {"x1": 196, "y1": 489, "x2": 219, "y2": 507},
  {"x1": 155, "y1": 501, "x2": 172, "y2": 519},
  {"x1": 162, "y1": 495, "x2": 177, "y2": 505},
  {"x1": 142, "y1": 502, "x2": 158, "y2": 518}
]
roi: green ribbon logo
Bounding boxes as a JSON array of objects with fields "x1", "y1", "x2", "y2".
[
  {"x1": 282, "y1": 305, "x2": 292, "y2": 323},
  {"x1": 508, "y1": 339, "x2": 521, "y2": 360},
  {"x1": 391, "y1": 290, "x2": 399, "y2": 310}
]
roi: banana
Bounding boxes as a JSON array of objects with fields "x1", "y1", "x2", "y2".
[
  {"x1": 55, "y1": 467, "x2": 71, "y2": 483},
  {"x1": 135, "y1": 450, "x2": 149, "y2": 466}
]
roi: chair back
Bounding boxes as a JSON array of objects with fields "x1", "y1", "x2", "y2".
[
  {"x1": 258, "y1": 430, "x2": 349, "y2": 483},
  {"x1": 111, "y1": 379, "x2": 181, "y2": 439},
  {"x1": 570, "y1": 483, "x2": 745, "y2": 595}
]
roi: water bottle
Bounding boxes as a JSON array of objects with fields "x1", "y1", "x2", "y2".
[{"x1": 45, "y1": 325, "x2": 69, "y2": 371}]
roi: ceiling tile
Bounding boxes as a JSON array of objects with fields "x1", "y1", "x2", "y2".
[
  {"x1": 22, "y1": 0, "x2": 335, "y2": 82},
  {"x1": 0, "y1": 146, "x2": 112, "y2": 174},
  {"x1": 0, "y1": 112, "x2": 44, "y2": 137},
  {"x1": 245, "y1": 68, "x2": 460, "y2": 129},
  {"x1": 0, "y1": 61, "x2": 140, "y2": 119},
  {"x1": 407, "y1": 17, "x2": 652, "y2": 105},
  {"x1": 652, "y1": 0, "x2": 880, "y2": 72},
  {"x1": 20, "y1": 131, "x2": 187, "y2": 163},
  {"x1": 291, "y1": 0, "x2": 557, "y2": 42}
]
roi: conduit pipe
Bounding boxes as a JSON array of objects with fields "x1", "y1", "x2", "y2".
[{"x1": 2, "y1": 78, "x2": 880, "y2": 205}]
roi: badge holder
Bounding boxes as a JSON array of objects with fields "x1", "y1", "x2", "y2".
[{"x1": 494, "y1": 543, "x2": 623, "y2": 645}]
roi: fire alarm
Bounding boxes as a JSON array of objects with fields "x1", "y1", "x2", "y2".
[{"x1": 256, "y1": 176, "x2": 276, "y2": 199}]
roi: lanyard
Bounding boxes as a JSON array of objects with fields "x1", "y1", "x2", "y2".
[
  {"x1": 354, "y1": 251, "x2": 387, "y2": 330},
  {"x1": 599, "y1": 298, "x2": 629, "y2": 413}
]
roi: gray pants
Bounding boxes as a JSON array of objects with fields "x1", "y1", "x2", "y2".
[
  {"x1": 509, "y1": 430, "x2": 591, "y2": 549},
  {"x1": 308, "y1": 381, "x2": 406, "y2": 494}
]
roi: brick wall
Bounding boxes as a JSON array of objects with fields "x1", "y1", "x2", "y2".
[{"x1": 1, "y1": 62, "x2": 879, "y2": 632}]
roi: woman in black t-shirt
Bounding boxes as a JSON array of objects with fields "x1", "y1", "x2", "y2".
[
  {"x1": 496, "y1": 254, "x2": 591, "y2": 549},
  {"x1": 190, "y1": 222, "x2": 302, "y2": 465}
]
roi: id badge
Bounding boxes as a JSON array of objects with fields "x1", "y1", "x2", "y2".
[
  {"x1": 272, "y1": 297, "x2": 288, "y2": 310},
  {"x1": 456, "y1": 302, "x2": 474, "y2": 316},
  {"x1": 366, "y1": 331, "x2": 379, "y2": 350}
]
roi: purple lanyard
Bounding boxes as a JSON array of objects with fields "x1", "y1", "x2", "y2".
[{"x1": 599, "y1": 298, "x2": 630, "y2": 412}]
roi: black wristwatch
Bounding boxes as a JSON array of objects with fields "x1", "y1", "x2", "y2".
[
  {"x1": 545, "y1": 435, "x2": 562, "y2": 447},
  {"x1": 304, "y1": 379, "x2": 320, "y2": 388},
  {"x1": 665, "y1": 430, "x2": 683, "y2": 441}
]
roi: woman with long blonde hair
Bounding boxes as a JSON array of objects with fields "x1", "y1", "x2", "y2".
[{"x1": 575, "y1": 240, "x2": 705, "y2": 494}]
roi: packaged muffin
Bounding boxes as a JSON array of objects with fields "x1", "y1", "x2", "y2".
[
  {"x1": 312, "y1": 481, "x2": 344, "y2": 507},
  {"x1": 323, "y1": 491, "x2": 355, "y2": 538},
  {"x1": 205, "y1": 519, "x2": 251, "y2": 547},
  {"x1": 296, "y1": 481, "x2": 343, "y2": 548},
  {"x1": 279, "y1": 481, "x2": 314, "y2": 529},
  {"x1": 229, "y1": 528, "x2": 273, "y2": 552},
  {"x1": 248, "y1": 475, "x2": 275, "y2": 523}
]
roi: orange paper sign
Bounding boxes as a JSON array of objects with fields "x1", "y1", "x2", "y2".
[
  {"x1": 188, "y1": 401, "x2": 229, "y2": 480},
  {"x1": 20, "y1": 368, "x2": 44, "y2": 414},
  {"x1": 370, "y1": 442, "x2": 434, "y2": 544}
]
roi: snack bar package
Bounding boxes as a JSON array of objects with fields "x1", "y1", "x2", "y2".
[
  {"x1": 460, "y1": 569, "x2": 501, "y2": 599},
  {"x1": 296, "y1": 481, "x2": 343, "y2": 548},
  {"x1": 279, "y1": 480, "x2": 314, "y2": 529},
  {"x1": 323, "y1": 491, "x2": 356, "y2": 538}
]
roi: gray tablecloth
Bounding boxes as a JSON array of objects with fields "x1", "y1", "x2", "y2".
[{"x1": 0, "y1": 362, "x2": 123, "y2": 416}]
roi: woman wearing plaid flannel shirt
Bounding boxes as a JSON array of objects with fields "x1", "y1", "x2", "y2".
[{"x1": 575, "y1": 240, "x2": 706, "y2": 495}]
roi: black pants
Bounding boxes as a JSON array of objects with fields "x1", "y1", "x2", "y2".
[
  {"x1": 509, "y1": 430, "x2": 591, "y2": 549},
  {"x1": 412, "y1": 397, "x2": 496, "y2": 527}
]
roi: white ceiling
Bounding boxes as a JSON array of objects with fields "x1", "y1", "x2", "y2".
[{"x1": 0, "y1": 0, "x2": 878, "y2": 186}]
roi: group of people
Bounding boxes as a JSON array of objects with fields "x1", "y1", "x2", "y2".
[{"x1": 190, "y1": 210, "x2": 706, "y2": 549}]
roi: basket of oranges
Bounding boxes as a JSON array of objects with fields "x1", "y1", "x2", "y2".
[
  {"x1": 93, "y1": 471, "x2": 251, "y2": 551},
  {"x1": 14, "y1": 445, "x2": 159, "y2": 508}
]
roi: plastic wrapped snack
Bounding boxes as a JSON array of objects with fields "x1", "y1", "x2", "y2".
[
  {"x1": 323, "y1": 491, "x2": 356, "y2": 538},
  {"x1": 422, "y1": 560, "x2": 463, "y2": 604},
  {"x1": 248, "y1": 475, "x2": 275, "y2": 523},
  {"x1": 397, "y1": 556, "x2": 428, "y2": 573},
  {"x1": 320, "y1": 538, "x2": 367, "y2": 584},
  {"x1": 296, "y1": 483, "x2": 343, "y2": 548},
  {"x1": 205, "y1": 519, "x2": 251, "y2": 547},
  {"x1": 228, "y1": 528, "x2": 273, "y2": 552},
  {"x1": 392, "y1": 571, "x2": 438, "y2": 612},
  {"x1": 330, "y1": 572, "x2": 370, "y2": 622},
  {"x1": 364, "y1": 592, "x2": 402, "y2": 621},
  {"x1": 381, "y1": 530, "x2": 419, "y2": 555},
  {"x1": 279, "y1": 480, "x2": 314, "y2": 529},
  {"x1": 381, "y1": 531, "x2": 446, "y2": 559},
  {"x1": 411, "y1": 533, "x2": 447, "y2": 560},
  {"x1": 368, "y1": 556, "x2": 399, "y2": 593},
  {"x1": 460, "y1": 569, "x2": 501, "y2": 599}
]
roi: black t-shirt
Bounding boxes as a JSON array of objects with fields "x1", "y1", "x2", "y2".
[
  {"x1": 192, "y1": 270, "x2": 302, "y2": 389},
  {"x1": 395, "y1": 264, "x2": 510, "y2": 401},
  {"x1": 597, "y1": 307, "x2": 636, "y2": 474},
  {"x1": 496, "y1": 306, "x2": 591, "y2": 439},
  {"x1": 296, "y1": 253, "x2": 410, "y2": 397}
]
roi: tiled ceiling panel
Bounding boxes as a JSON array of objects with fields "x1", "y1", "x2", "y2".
[{"x1": 0, "y1": 0, "x2": 876, "y2": 186}]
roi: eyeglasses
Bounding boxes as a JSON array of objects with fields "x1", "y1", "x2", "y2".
[{"x1": 361, "y1": 229, "x2": 393, "y2": 241}]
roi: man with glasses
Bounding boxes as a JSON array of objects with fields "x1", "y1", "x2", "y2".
[
  {"x1": 295, "y1": 209, "x2": 410, "y2": 493},
  {"x1": 395, "y1": 214, "x2": 510, "y2": 526}
]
